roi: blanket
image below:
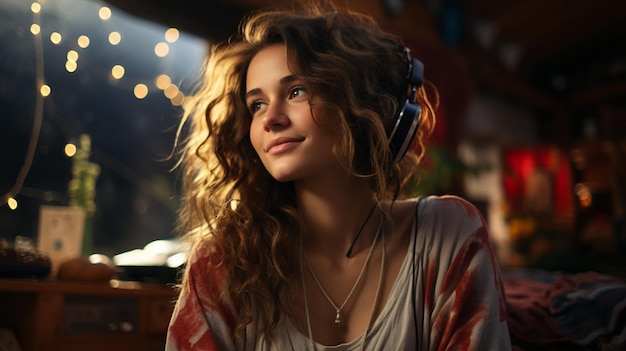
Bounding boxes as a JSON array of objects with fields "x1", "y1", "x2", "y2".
[{"x1": 503, "y1": 270, "x2": 626, "y2": 351}]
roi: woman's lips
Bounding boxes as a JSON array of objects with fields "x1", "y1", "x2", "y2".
[{"x1": 265, "y1": 136, "x2": 303, "y2": 154}]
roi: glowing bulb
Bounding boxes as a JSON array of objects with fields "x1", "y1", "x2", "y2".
[
  {"x1": 164, "y1": 28, "x2": 179, "y2": 43},
  {"x1": 154, "y1": 42, "x2": 169, "y2": 57},
  {"x1": 111, "y1": 65, "x2": 125, "y2": 79},
  {"x1": 50, "y1": 32, "x2": 62, "y2": 44},
  {"x1": 108, "y1": 31, "x2": 121, "y2": 45},
  {"x1": 7, "y1": 198, "x2": 18, "y2": 210},
  {"x1": 40, "y1": 84, "x2": 51, "y2": 97},
  {"x1": 155, "y1": 74, "x2": 171, "y2": 90},
  {"x1": 31, "y1": 2, "x2": 41, "y2": 13},
  {"x1": 170, "y1": 91, "x2": 185, "y2": 106},
  {"x1": 134, "y1": 84, "x2": 148, "y2": 99},
  {"x1": 99, "y1": 6, "x2": 112, "y2": 20},
  {"x1": 77, "y1": 35, "x2": 90, "y2": 48},
  {"x1": 30, "y1": 24, "x2": 40, "y2": 35},
  {"x1": 65, "y1": 60, "x2": 77, "y2": 72},
  {"x1": 64, "y1": 143, "x2": 77, "y2": 157},
  {"x1": 575, "y1": 183, "x2": 593, "y2": 208},
  {"x1": 164, "y1": 84, "x2": 179, "y2": 99},
  {"x1": 67, "y1": 50, "x2": 78, "y2": 61}
]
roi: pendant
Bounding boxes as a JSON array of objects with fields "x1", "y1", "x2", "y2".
[{"x1": 335, "y1": 310, "x2": 341, "y2": 324}]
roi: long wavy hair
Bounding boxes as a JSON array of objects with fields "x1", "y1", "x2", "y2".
[{"x1": 172, "y1": 1, "x2": 437, "y2": 345}]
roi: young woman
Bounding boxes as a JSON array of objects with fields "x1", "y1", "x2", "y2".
[{"x1": 165, "y1": 2, "x2": 511, "y2": 350}]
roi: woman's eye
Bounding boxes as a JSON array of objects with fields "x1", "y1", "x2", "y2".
[
  {"x1": 248, "y1": 101, "x2": 265, "y2": 113},
  {"x1": 289, "y1": 85, "x2": 306, "y2": 99}
]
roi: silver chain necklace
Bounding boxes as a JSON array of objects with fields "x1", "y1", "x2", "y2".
[
  {"x1": 303, "y1": 217, "x2": 382, "y2": 324},
  {"x1": 300, "y1": 218, "x2": 386, "y2": 351}
]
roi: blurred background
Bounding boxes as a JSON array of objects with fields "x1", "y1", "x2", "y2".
[{"x1": 1, "y1": 0, "x2": 625, "y2": 274}]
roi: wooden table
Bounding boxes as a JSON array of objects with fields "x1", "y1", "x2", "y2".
[{"x1": 0, "y1": 278, "x2": 177, "y2": 351}]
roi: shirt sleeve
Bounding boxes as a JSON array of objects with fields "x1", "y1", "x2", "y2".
[
  {"x1": 424, "y1": 196, "x2": 511, "y2": 351},
  {"x1": 165, "y1": 244, "x2": 236, "y2": 351}
]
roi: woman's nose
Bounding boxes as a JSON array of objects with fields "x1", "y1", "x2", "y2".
[{"x1": 262, "y1": 101, "x2": 289, "y2": 131}]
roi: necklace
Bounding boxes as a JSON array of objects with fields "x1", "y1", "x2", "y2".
[
  {"x1": 300, "y1": 219, "x2": 386, "y2": 350},
  {"x1": 303, "y1": 216, "x2": 381, "y2": 324},
  {"x1": 359, "y1": 223, "x2": 385, "y2": 350}
]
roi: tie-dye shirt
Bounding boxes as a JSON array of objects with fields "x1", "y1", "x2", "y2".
[{"x1": 166, "y1": 195, "x2": 512, "y2": 350}]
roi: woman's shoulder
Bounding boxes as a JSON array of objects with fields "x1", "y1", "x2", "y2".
[
  {"x1": 398, "y1": 195, "x2": 487, "y2": 247},
  {"x1": 183, "y1": 237, "x2": 227, "y2": 285},
  {"x1": 187, "y1": 236, "x2": 223, "y2": 267},
  {"x1": 412, "y1": 194, "x2": 484, "y2": 225},
  {"x1": 392, "y1": 193, "x2": 481, "y2": 211},
  {"x1": 387, "y1": 195, "x2": 483, "y2": 235}
]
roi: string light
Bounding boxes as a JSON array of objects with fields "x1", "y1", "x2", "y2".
[
  {"x1": 65, "y1": 60, "x2": 77, "y2": 72},
  {"x1": 40, "y1": 84, "x2": 51, "y2": 97},
  {"x1": 164, "y1": 28, "x2": 179, "y2": 43},
  {"x1": 98, "y1": 6, "x2": 111, "y2": 20},
  {"x1": 134, "y1": 84, "x2": 149, "y2": 99},
  {"x1": 38, "y1": 1, "x2": 192, "y2": 103},
  {"x1": 0, "y1": 0, "x2": 45, "y2": 206},
  {"x1": 170, "y1": 91, "x2": 185, "y2": 106},
  {"x1": 50, "y1": 31, "x2": 62, "y2": 44},
  {"x1": 67, "y1": 50, "x2": 78, "y2": 61},
  {"x1": 7, "y1": 198, "x2": 18, "y2": 210},
  {"x1": 31, "y1": 2, "x2": 41, "y2": 13},
  {"x1": 155, "y1": 74, "x2": 171, "y2": 89},
  {"x1": 77, "y1": 35, "x2": 90, "y2": 48},
  {"x1": 108, "y1": 31, "x2": 121, "y2": 45},
  {"x1": 154, "y1": 42, "x2": 169, "y2": 57},
  {"x1": 64, "y1": 143, "x2": 77, "y2": 157},
  {"x1": 30, "y1": 24, "x2": 40, "y2": 35},
  {"x1": 2, "y1": 0, "x2": 205, "y2": 208},
  {"x1": 111, "y1": 65, "x2": 125, "y2": 79},
  {"x1": 164, "y1": 84, "x2": 179, "y2": 99}
]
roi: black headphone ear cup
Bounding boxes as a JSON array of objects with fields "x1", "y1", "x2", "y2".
[
  {"x1": 387, "y1": 54, "x2": 423, "y2": 163},
  {"x1": 388, "y1": 99, "x2": 421, "y2": 163}
]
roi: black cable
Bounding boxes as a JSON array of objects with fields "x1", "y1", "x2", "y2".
[
  {"x1": 345, "y1": 201, "x2": 379, "y2": 258},
  {"x1": 412, "y1": 198, "x2": 420, "y2": 340}
]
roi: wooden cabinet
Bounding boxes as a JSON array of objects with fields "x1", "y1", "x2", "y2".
[{"x1": 0, "y1": 278, "x2": 176, "y2": 351}]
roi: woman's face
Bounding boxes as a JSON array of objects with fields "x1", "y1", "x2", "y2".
[{"x1": 246, "y1": 44, "x2": 340, "y2": 183}]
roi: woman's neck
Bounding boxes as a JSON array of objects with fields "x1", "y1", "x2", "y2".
[{"x1": 295, "y1": 176, "x2": 378, "y2": 258}]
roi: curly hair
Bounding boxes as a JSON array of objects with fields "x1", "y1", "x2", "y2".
[{"x1": 172, "y1": 1, "x2": 437, "y2": 346}]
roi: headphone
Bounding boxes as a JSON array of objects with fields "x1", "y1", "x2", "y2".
[{"x1": 387, "y1": 48, "x2": 424, "y2": 163}]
